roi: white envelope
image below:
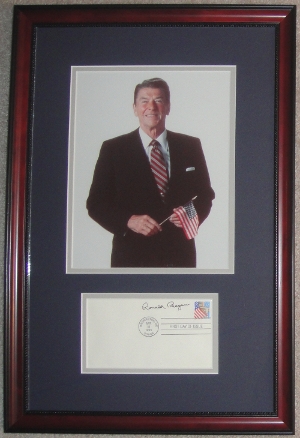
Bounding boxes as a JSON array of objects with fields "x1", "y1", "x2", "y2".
[{"x1": 81, "y1": 293, "x2": 218, "y2": 374}]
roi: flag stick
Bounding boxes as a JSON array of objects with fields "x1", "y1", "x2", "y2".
[{"x1": 159, "y1": 196, "x2": 197, "y2": 225}]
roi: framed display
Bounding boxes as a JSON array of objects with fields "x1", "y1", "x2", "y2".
[{"x1": 5, "y1": 4, "x2": 295, "y2": 434}]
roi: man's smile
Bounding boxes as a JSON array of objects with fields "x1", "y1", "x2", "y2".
[{"x1": 145, "y1": 113, "x2": 160, "y2": 118}]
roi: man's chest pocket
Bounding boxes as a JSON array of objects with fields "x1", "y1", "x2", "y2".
[
  {"x1": 183, "y1": 167, "x2": 197, "y2": 185},
  {"x1": 175, "y1": 167, "x2": 197, "y2": 195}
]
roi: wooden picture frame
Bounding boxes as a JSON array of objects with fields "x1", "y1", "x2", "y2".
[{"x1": 5, "y1": 5, "x2": 295, "y2": 433}]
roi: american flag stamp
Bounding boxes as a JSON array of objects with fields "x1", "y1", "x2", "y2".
[{"x1": 194, "y1": 301, "x2": 210, "y2": 319}]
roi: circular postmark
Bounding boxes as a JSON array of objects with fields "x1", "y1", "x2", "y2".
[{"x1": 138, "y1": 317, "x2": 159, "y2": 337}]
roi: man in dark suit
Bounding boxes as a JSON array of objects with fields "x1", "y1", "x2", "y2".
[{"x1": 86, "y1": 78, "x2": 215, "y2": 268}]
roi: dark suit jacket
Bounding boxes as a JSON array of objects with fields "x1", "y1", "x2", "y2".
[{"x1": 86, "y1": 129, "x2": 215, "y2": 267}]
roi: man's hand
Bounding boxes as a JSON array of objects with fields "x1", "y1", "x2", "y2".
[
  {"x1": 169, "y1": 208, "x2": 183, "y2": 228},
  {"x1": 127, "y1": 215, "x2": 162, "y2": 236}
]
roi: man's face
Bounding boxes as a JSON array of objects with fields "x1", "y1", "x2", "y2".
[{"x1": 133, "y1": 87, "x2": 170, "y2": 135}]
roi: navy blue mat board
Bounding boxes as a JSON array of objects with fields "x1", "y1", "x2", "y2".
[{"x1": 27, "y1": 24, "x2": 275, "y2": 413}]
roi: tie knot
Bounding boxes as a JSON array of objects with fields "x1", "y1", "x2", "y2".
[{"x1": 150, "y1": 140, "x2": 160, "y2": 150}]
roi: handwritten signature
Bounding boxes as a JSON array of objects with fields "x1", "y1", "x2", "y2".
[{"x1": 142, "y1": 301, "x2": 190, "y2": 311}]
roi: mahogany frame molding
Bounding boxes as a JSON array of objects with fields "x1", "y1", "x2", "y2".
[{"x1": 5, "y1": 5, "x2": 295, "y2": 434}]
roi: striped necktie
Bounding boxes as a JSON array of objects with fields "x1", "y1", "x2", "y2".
[{"x1": 150, "y1": 140, "x2": 168, "y2": 198}]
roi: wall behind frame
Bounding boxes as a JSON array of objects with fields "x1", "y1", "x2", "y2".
[{"x1": 0, "y1": 0, "x2": 298, "y2": 437}]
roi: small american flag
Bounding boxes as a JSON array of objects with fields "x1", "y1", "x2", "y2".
[
  {"x1": 174, "y1": 200, "x2": 199, "y2": 240},
  {"x1": 194, "y1": 301, "x2": 209, "y2": 319}
]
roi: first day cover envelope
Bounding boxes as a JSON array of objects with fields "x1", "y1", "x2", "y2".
[{"x1": 82, "y1": 293, "x2": 218, "y2": 374}]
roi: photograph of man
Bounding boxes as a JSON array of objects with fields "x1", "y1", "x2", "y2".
[{"x1": 86, "y1": 78, "x2": 215, "y2": 268}]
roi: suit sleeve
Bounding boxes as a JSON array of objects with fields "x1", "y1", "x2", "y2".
[
  {"x1": 86, "y1": 142, "x2": 131, "y2": 235},
  {"x1": 192, "y1": 139, "x2": 215, "y2": 225}
]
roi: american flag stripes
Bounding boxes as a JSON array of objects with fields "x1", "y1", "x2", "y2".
[{"x1": 174, "y1": 200, "x2": 199, "y2": 240}]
